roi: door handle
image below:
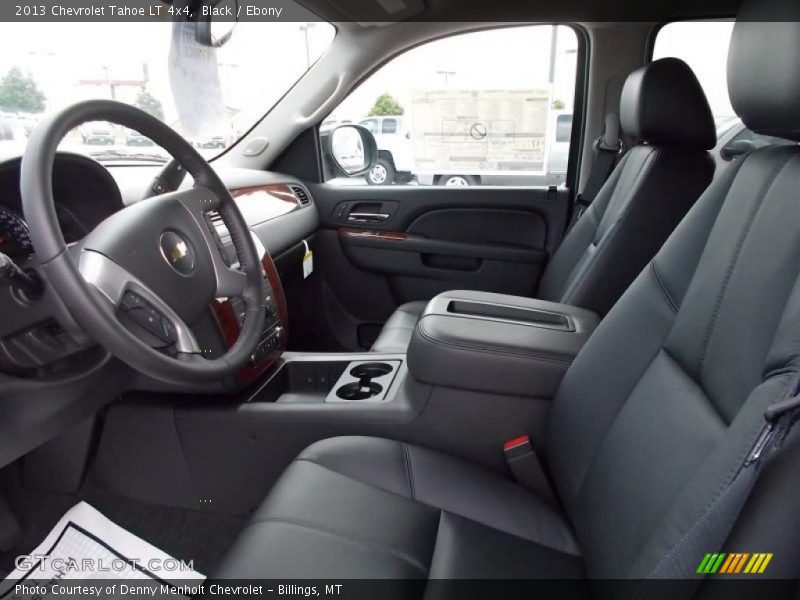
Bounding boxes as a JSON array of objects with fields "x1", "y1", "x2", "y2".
[{"x1": 347, "y1": 212, "x2": 390, "y2": 223}]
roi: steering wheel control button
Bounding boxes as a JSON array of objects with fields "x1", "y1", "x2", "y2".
[
  {"x1": 159, "y1": 230, "x2": 196, "y2": 275},
  {"x1": 121, "y1": 291, "x2": 144, "y2": 309},
  {"x1": 118, "y1": 291, "x2": 177, "y2": 347}
]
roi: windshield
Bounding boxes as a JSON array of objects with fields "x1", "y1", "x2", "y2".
[{"x1": 0, "y1": 20, "x2": 335, "y2": 164}]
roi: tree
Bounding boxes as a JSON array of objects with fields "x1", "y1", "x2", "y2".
[
  {"x1": 0, "y1": 67, "x2": 46, "y2": 113},
  {"x1": 368, "y1": 93, "x2": 404, "y2": 116},
  {"x1": 552, "y1": 99, "x2": 566, "y2": 110},
  {"x1": 134, "y1": 88, "x2": 164, "y2": 121}
]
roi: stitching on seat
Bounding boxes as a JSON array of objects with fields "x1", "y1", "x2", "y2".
[
  {"x1": 417, "y1": 321, "x2": 573, "y2": 364},
  {"x1": 401, "y1": 442, "x2": 416, "y2": 500},
  {"x1": 294, "y1": 455, "x2": 580, "y2": 556},
  {"x1": 295, "y1": 456, "x2": 416, "y2": 498},
  {"x1": 650, "y1": 261, "x2": 678, "y2": 314},
  {"x1": 561, "y1": 147, "x2": 660, "y2": 305},
  {"x1": 697, "y1": 152, "x2": 794, "y2": 378},
  {"x1": 642, "y1": 371, "x2": 795, "y2": 580},
  {"x1": 251, "y1": 516, "x2": 429, "y2": 575}
]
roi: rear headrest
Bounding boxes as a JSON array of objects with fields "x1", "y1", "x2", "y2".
[
  {"x1": 620, "y1": 58, "x2": 715, "y2": 149},
  {"x1": 728, "y1": 0, "x2": 800, "y2": 142}
]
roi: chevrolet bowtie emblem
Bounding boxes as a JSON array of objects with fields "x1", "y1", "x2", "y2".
[
  {"x1": 159, "y1": 231, "x2": 195, "y2": 275},
  {"x1": 169, "y1": 240, "x2": 188, "y2": 263}
]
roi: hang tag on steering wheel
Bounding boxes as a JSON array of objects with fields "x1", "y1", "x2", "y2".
[{"x1": 302, "y1": 240, "x2": 314, "y2": 279}]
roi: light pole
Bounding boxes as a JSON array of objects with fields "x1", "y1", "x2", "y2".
[
  {"x1": 548, "y1": 26, "x2": 559, "y2": 84},
  {"x1": 298, "y1": 23, "x2": 316, "y2": 69},
  {"x1": 218, "y1": 62, "x2": 239, "y2": 106},
  {"x1": 436, "y1": 70, "x2": 456, "y2": 85},
  {"x1": 101, "y1": 65, "x2": 116, "y2": 100}
]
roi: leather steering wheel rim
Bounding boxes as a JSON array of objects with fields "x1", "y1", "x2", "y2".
[{"x1": 20, "y1": 99, "x2": 267, "y2": 385}]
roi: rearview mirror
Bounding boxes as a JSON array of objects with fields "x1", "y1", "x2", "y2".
[
  {"x1": 195, "y1": 0, "x2": 238, "y2": 48},
  {"x1": 321, "y1": 125, "x2": 378, "y2": 178}
]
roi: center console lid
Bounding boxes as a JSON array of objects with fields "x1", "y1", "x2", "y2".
[{"x1": 407, "y1": 290, "x2": 599, "y2": 398}]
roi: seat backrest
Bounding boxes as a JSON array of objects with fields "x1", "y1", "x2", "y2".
[
  {"x1": 538, "y1": 58, "x2": 716, "y2": 316},
  {"x1": 547, "y1": 0, "x2": 800, "y2": 581}
]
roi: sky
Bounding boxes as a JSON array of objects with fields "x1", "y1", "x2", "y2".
[
  {"x1": 653, "y1": 20, "x2": 736, "y2": 118},
  {"x1": 0, "y1": 18, "x2": 736, "y2": 145},
  {"x1": 0, "y1": 20, "x2": 335, "y2": 134}
]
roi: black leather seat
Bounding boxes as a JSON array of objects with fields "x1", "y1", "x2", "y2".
[
  {"x1": 217, "y1": 0, "x2": 800, "y2": 584},
  {"x1": 215, "y1": 437, "x2": 584, "y2": 579},
  {"x1": 371, "y1": 57, "x2": 716, "y2": 353}
]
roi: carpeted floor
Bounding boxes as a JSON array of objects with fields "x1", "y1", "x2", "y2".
[{"x1": 0, "y1": 473, "x2": 246, "y2": 578}]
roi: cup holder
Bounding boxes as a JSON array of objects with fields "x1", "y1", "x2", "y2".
[
  {"x1": 327, "y1": 359, "x2": 401, "y2": 403},
  {"x1": 350, "y1": 362, "x2": 393, "y2": 379},
  {"x1": 336, "y1": 381, "x2": 384, "y2": 401}
]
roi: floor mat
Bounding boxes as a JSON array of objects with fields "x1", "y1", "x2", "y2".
[
  {"x1": 1, "y1": 502, "x2": 204, "y2": 599},
  {"x1": 0, "y1": 479, "x2": 246, "y2": 578}
]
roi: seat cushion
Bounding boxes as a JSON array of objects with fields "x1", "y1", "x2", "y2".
[
  {"x1": 370, "y1": 301, "x2": 426, "y2": 353},
  {"x1": 214, "y1": 436, "x2": 585, "y2": 580}
]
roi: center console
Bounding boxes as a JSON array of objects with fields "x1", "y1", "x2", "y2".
[
  {"x1": 97, "y1": 290, "x2": 600, "y2": 515},
  {"x1": 406, "y1": 290, "x2": 599, "y2": 398}
]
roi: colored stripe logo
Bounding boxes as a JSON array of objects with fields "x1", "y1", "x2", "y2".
[{"x1": 697, "y1": 552, "x2": 773, "y2": 574}]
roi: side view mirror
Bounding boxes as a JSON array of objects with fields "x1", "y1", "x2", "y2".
[
  {"x1": 321, "y1": 125, "x2": 378, "y2": 178},
  {"x1": 194, "y1": 0, "x2": 238, "y2": 48},
  {"x1": 720, "y1": 138, "x2": 755, "y2": 161}
]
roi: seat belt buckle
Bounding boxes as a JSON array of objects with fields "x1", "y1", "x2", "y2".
[
  {"x1": 503, "y1": 435, "x2": 533, "y2": 458},
  {"x1": 503, "y1": 435, "x2": 558, "y2": 505},
  {"x1": 572, "y1": 194, "x2": 590, "y2": 222}
]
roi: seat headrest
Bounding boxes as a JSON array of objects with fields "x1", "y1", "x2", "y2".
[
  {"x1": 728, "y1": 0, "x2": 800, "y2": 142},
  {"x1": 620, "y1": 57, "x2": 715, "y2": 149}
]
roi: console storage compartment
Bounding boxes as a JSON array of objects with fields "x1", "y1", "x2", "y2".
[{"x1": 407, "y1": 290, "x2": 599, "y2": 398}]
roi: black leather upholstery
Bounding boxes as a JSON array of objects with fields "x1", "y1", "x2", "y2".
[
  {"x1": 535, "y1": 142, "x2": 713, "y2": 315},
  {"x1": 214, "y1": 437, "x2": 584, "y2": 579},
  {"x1": 620, "y1": 58, "x2": 716, "y2": 148},
  {"x1": 371, "y1": 301, "x2": 426, "y2": 353},
  {"x1": 407, "y1": 290, "x2": 599, "y2": 398},
  {"x1": 217, "y1": 0, "x2": 800, "y2": 584},
  {"x1": 371, "y1": 58, "x2": 715, "y2": 353},
  {"x1": 727, "y1": 0, "x2": 800, "y2": 141}
]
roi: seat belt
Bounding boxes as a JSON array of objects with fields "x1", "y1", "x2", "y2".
[
  {"x1": 569, "y1": 112, "x2": 623, "y2": 229},
  {"x1": 503, "y1": 435, "x2": 558, "y2": 505},
  {"x1": 634, "y1": 374, "x2": 800, "y2": 595}
]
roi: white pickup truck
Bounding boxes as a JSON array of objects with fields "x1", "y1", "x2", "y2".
[{"x1": 359, "y1": 90, "x2": 572, "y2": 187}]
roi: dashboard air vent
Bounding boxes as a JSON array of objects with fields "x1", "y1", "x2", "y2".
[{"x1": 291, "y1": 186, "x2": 311, "y2": 205}]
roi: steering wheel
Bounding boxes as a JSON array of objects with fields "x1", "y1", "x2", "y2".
[{"x1": 20, "y1": 100, "x2": 267, "y2": 385}]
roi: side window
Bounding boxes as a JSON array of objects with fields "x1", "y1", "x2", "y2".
[
  {"x1": 323, "y1": 25, "x2": 579, "y2": 187},
  {"x1": 381, "y1": 118, "x2": 398, "y2": 134},
  {"x1": 653, "y1": 21, "x2": 735, "y2": 126},
  {"x1": 653, "y1": 21, "x2": 794, "y2": 166}
]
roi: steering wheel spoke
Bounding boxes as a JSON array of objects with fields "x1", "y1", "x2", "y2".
[
  {"x1": 79, "y1": 250, "x2": 201, "y2": 354},
  {"x1": 172, "y1": 186, "x2": 257, "y2": 298}
]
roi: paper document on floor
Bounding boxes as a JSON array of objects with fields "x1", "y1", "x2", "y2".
[{"x1": 0, "y1": 501, "x2": 204, "y2": 599}]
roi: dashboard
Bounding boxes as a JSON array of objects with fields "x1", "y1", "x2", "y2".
[
  {"x1": 0, "y1": 149, "x2": 320, "y2": 470},
  {"x1": 0, "y1": 153, "x2": 124, "y2": 259},
  {"x1": 0, "y1": 152, "x2": 319, "y2": 381}
]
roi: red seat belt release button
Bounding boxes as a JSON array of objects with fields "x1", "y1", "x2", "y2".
[{"x1": 503, "y1": 435, "x2": 557, "y2": 505}]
